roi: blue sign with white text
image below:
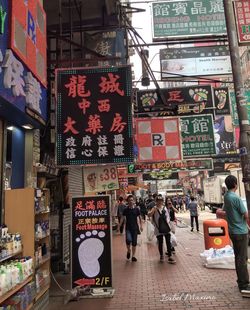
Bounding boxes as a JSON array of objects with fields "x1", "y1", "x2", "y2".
[{"x1": 0, "y1": 0, "x2": 47, "y2": 126}]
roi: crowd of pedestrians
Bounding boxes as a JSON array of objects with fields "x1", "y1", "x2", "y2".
[
  {"x1": 115, "y1": 191, "x2": 202, "y2": 263},
  {"x1": 113, "y1": 186, "x2": 249, "y2": 298}
]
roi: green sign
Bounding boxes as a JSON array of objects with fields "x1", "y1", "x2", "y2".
[
  {"x1": 181, "y1": 115, "x2": 216, "y2": 157},
  {"x1": 152, "y1": 0, "x2": 226, "y2": 40},
  {"x1": 229, "y1": 91, "x2": 239, "y2": 126},
  {"x1": 229, "y1": 90, "x2": 250, "y2": 126}
]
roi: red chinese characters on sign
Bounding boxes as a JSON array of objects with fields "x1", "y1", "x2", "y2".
[
  {"x1": 86, "y1": 115, "x2": 103, "y2": 135},
  {"x1": 65, "y1": 75, "x2": 91, "y2": 98},
  {"x1": 110, "y1": 113, "x2": 127, "y2": 133},
  {"x1": 64, "y1": 117, "x2": 79, "y2": 134},
  {"x1": 78, "y1": 99, "x2": 91, "y2": 114},
  {"x1": 99, "y1": 73, "x2": 125, "y2": 96},
  {"x1": 167, "y1": 90, "x2": 184, "y2": 102},
  {"x1": 234, "y1": 1, "x2": 250, "y2": 43},
  {"x1": 63, "y1": 73, "x2": 127, "y2": 159}
]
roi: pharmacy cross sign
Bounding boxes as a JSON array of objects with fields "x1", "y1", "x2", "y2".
[{"x1": 135, "y1": 117, "x2": 182, "y2": 162}]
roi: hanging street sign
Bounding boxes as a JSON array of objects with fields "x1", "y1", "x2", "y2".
[
  {"x1": 135, "y1": 117, "x2": 182, "y2": 162},
  {"x1": 152, "y1": 0, "x2": 226, "y2": 41},
  {"x1": 214, "y1": 87, "x2": 231, "y2": 115},
  {"x1": 127, "y1": 158, "x2": 214, "y2": 173},
  {"x1": 136, "y1": 85, "x2": 214, "y2": 116},
  {"x1": 55, "y1": 66, "x2": 134, "y2": 166},
  {"x1": 181, "y1": 114, "x2": 216, "y2": 157},
  {"x1": 83, "y1": 165, "x2": 119, "y2": 193},
  {"x1": 234, "y1": 1, "x2": 250, "y2": 44},
  {"x1": 160, "y1": 45, "x2": 231, "y2": 79}
]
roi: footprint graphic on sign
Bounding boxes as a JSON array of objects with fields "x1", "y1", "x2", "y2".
[
  {"x1": 215, "y1": 89, "x2": 227, "y2": 110},
  {"x1": 140, "y1": 92, "x2": 158, "y2": 108},
  {"x1": 76, "y1": 230, "x2": 105, "y2": 277},
  {"x1": 189, "y1": 88, "x2": 208, "y2": 113}
]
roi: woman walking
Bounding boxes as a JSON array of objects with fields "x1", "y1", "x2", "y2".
[
  {"x1": 166, "y1": 197, "x2": 178, "y2": 254},
  {"x1": 148, "y1": 196, "x2": 176, "y2": 263}
]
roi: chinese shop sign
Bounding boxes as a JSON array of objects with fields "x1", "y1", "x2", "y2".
[
  {"x1": 213, "y1": 87, "x2": 231, "y2": 115},
  {"x1": 84, "y1": 29, "x2": 127, "y2": 67},
  {"x1": 142, "y1": 172, "x2": 178, "y2": 181},
  {"x1": 160, "y1": 45, "x2": 231, "y2": 79},
  {"x1": 10, "y1": 0, "x2": 47, "y2": 86},
  {"x1": 0, "y1": 0, "x2": 47, "y2": 125},
  {"x1": 56, "y1": 66, "x2": 133, "y2": 166},
  {"x1": 152, "y1": 0, "x2": 226, "y2": 40},
  {"x1": 136, "y1": 85, "x2": 214, "y2": 116},
  {"x1": 135, "y1": 117, "x2": 182, "y2": 162},
  {"x1": 234, "y1": 1, "x2": 250, "y2": 43},
  {"x1": 230, "y1": 90, "x2": 250, "y2": 126},
  {"x1": 72, "y1": 195, "x2": 112, "y2": 289},
  {"x1": 83, "y1": 165, "x2": 119, "y2": 193},
  {"x1": 181, "y1": 115, "x2": 216, "y2": 157},
  {"x1": 214, "y1": 115, "x2": 237, "y2": 156},
  {"x1": 128, "y1": 158, "x2": 214, "y2": 173}
]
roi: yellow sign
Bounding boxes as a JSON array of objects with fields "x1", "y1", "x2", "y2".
[{"x1": 214, "y1": 238, "x2": 222, "y2": 246}]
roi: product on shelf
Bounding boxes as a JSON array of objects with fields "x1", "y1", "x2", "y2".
[
  {"x1": 0, "y1": 281, "x2": 36, "y2": 309},
  {"x1": 35, "y1": 221, "x2": 49, "y2": 240},
  {"x1": 0, "y1": 257, "x2": 33, "y2": 297},
  {"x1": 35, "y1": 189, "x2": 50, "y2": 214},
  {"x1": 0, "y1": 226, "x2": 22, "y2": 260}
]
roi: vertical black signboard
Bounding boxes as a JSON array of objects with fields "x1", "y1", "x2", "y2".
[
  {"x1": 72, "y1": 195, "x2": 112, "y2": 288},
  {"x1": 56, "y1": 66, "x2": 133, "y2": 166}
]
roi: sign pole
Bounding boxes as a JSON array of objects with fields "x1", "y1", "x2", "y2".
[{"x1": 223, "y1": 0, "x2": 250, "y2": 211}]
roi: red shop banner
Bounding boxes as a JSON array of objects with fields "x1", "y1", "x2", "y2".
[
  {"x1": 55, "y1": 66, "x2": 133, "y2": 166},
  {"x1": 135, "y1": 117, "x2": 182, "y2": 162},
  {"x1": 234, "y1": 0, "x2": 250, "y2": 44}
]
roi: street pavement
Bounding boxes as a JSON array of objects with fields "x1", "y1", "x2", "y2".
[
  {"x1": 49, "y1": 213, "x2": 250, "y2": 310},
  {"x1": 176, "y1": 207, "x2": 216, "y2": 234}
]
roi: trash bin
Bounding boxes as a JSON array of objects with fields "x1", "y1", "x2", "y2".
[{"x1": 203, "y1": 219, "x2": 231, "y2": 250}]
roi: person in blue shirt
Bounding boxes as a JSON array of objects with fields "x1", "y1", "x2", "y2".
[
  {"x1": 223, "y1": 175, "x2": 249, "y2": 294},
  {"x1": 187, "y1": 196, "x2": 199, "y2": 232}
]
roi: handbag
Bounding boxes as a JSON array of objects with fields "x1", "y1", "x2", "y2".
[{"x1": 154, "y1": 209, "x2": 171, "y2": 234}]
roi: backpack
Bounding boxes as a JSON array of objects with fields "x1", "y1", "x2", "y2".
[{"x1": 153, "y1": 208, "x2": 171, "y2": 234}]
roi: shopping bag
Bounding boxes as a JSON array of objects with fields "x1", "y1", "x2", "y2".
[
  {"x1": 137, "y1": 234, "x2": 142, "y2": 246},
  {"x1": 170, "y1": 232, "x2": 177, "y2": 247},
  {"x1": 147, "y1": 220, "x2": 155, "y2": 241}
]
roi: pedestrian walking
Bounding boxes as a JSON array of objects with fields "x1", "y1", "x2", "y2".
[
  {"x1": 148, "y1": 195, "x2": 176, "y2": 263},
  {"x1": 166, "y1": 197, "x2": 179, "y2": 254},
  {"x1": 223, "y1": 175, "x2": 250, "y2": 294},
  {"x1": 137, "y1": 197, "x2": 147, "y2": 221},
  {"x1": 116, "y1": 196, "x2": 126, "y2": 234},
  {"x1": 120, "y1": 195, "x2": 143, "y2": 262},
  {"x1": 187, "y1": 196, "x2": 199, "y2": 232}
]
